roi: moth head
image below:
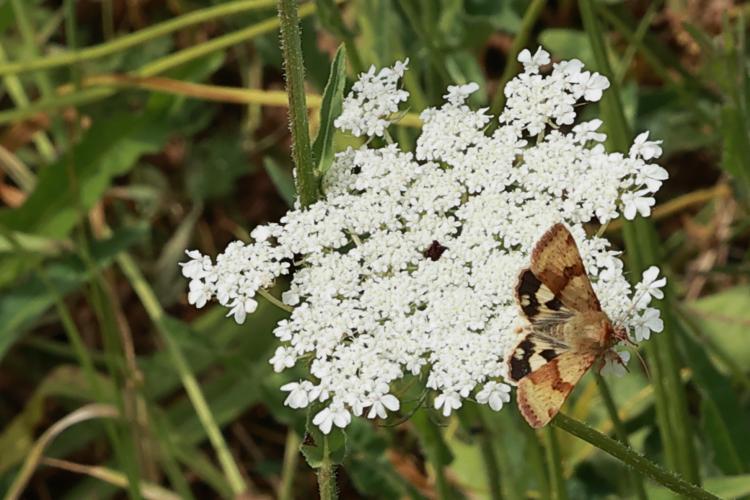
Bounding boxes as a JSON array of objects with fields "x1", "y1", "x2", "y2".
[{"x1": 611, "y1": 323, "x2": 635, "y2": 347}]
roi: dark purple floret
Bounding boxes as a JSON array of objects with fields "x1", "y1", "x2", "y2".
[{"x1": 424, "y1": 241, "x2": 447, "y2": 261}]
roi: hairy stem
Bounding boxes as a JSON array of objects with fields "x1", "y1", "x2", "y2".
[
  {"x1": 278, "y1": 0, "x2": 318, "y2": 207},
  {"x1": 553, "y1": 413, "x2": 718, "y2": 500},
  {"x1": 317, "y1": 436, "x2": 338, "y2": 500}
]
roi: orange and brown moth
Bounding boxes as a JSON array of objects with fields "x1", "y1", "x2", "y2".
[{"x1": 507, "y1": 223, "x2": 628, "y2": 428}]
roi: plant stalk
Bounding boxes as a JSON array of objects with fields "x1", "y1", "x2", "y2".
[
  {"x1": 477, "y1": 412, "x2": 504, "y2": 500},
  {"x1": 277, "y1": 0, "x2": 318, "y2": 207},
  {"x1": 317, "y1": 436, "x2": 338, "y2": 500},
  {"x1": 553, "y1": 413, "x2": 719, "y2": 500}
]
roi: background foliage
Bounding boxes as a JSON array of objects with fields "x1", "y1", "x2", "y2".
[{"x1": 1, "y1": 0, "x2": 749, "y2": 498}]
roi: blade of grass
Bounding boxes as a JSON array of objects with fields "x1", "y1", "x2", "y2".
[
  {"x1": 0, "y1": 4, "x2": 319, "y2": 126},
  {"x1": 117, "y1": 252, "x2": 249, "y2": 497},
  {"x1": 40, "y1": 458, "x2": 181, "y2": 500},
  {"x1": 544, "y1": 426, "x2": 568, "y2": 500},
  {"x1": 279, "y1": 429, "x2": 301, "y2": 500},
  {"x1": 0, "y1": 0, "x2": 278, "y2": 77},
  {"x1": 5, "y1": 403, "x2": 120, "y2": 500},
  {"x1": 593, "y1": 372, "x2": 647, "y2": 500},
  {"x1": 0, "y1": 44, "x2": 56, "y2": 162},
  {"x1": 62, "y1": 4, "x2": 145, "y2": 494}
]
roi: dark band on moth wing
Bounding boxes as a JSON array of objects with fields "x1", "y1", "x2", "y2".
[
  {"x1": 545, "y1": 296, "x2": 564, "y2": 311},
  {"x1": 509, "y1": 338, "x2": 535, "y2": 381},
  {"x1": 539, "y1": 349, "x2": 557, "y2": 361},
  {"x1": 516, "y1": 269, "x2": 543, "y2": 319}
]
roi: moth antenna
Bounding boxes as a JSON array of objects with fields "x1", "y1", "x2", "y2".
[
  {"x1": 612, "y1": 325, "x2": 650, "y2": 377},
  {"x1": 634, "y1": 348, "x2": 650, "y2": 379}
]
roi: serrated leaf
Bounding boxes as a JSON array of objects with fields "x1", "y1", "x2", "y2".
[{"x1": 312, "y1": 45, "x2": 347, "y2": 179}]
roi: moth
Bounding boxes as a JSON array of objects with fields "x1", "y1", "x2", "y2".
[{"x1": 507, "y1": 223, "x2": 629, "y2": 428}]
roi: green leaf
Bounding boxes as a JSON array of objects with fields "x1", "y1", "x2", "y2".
[
  {"x1": 691, "y1": 286, "x2": 750, "y2": 368},
  {"x1": 312, "y1": 44, "x2": 347, "y2": 178},
  {"x1": 300, "y1": 404, "x2": 348, "y2": 468},
  {"x1": 648, "y1": 474, "x2": 750, "y2": 500},
  {"x1": 345, "y1": 420, "x2": 420, "y2": 498},
  {"x1": 721, "y1": 105, "x2": 750, "y2": 196},
  {"x1": 263, "y1": 157, "x2": 296, "y2": 207},
  {"x1": 0, "y1": 114, "x2": 169, "y2": 239},
  {"x1": 675, "y1": 306, "x2": 750, "y2": 471},
  {"x1": 0, "y1": 225, "x2": 147, "y2": 360},
  {"x1": 701, "y1": 398, "x2": 746, "y2": 474},
  {"x1": 539, "y1": 29, "x2": 596, "y2": 68}
]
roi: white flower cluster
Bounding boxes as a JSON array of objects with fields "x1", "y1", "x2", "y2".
[
  {"x1": 182, "y1": 48, "x2": 668, "y2": 433},
  {"x1": 333, "y1": 59, "x2": 409, "y2": 137}
]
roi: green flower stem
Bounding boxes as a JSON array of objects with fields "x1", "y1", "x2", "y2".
[
  {"x1": 593, "y1": 372, "x2": 647, "y2": 500},
  {"x1": 553, "y1": 413, "x2": 719, "y2": 500},
  {"x1": 279, "y1": 429, "x2": 301, "y2": 500},
  {"x1": 489, "y1": 0, "x2": 547, "y2": 116},
  {"x1": 317, "y1": 436, "x2": 338, "y2": 500},
  {"x1": 258, "y1": 288, "x2": 294, "y2": 312},
  {"x1": 0, "y1": 0, "x2": 277, "y2": 77},
  {"x1": 278, "y1": 0, "x2": 318, "y2": 207},
  {"x1": 116, "y1": 253, "x2": 249, "y2": 497},
  {"x1": 544, "y1": 426, "x2": 568, "y2": 500},
  {"x1": 578, "y1": 0, "x2": 700, "y2": 484}
]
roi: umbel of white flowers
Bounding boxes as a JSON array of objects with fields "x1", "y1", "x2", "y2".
[{"x1": 182, "y1": 47, "x2": 668, "y2": 434}]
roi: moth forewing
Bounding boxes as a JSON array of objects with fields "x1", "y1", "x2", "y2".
[{"x1": 509, "y1": 223, "x2": 624, "y2": 428}]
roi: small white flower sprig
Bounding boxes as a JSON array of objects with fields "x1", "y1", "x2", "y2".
[{"x1": 181, "y1": 47, "x2": 668, "y2": 434}]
